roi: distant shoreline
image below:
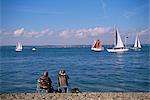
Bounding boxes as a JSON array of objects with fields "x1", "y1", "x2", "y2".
[
  {"x1": 0, "y1": 44, "x2": 149, "y2": 47},
  {"x1": 1, "y1": 92, "x2": 150, "y2": 100}
]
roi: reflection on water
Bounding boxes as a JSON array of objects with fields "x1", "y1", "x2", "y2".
[{"x1": 115, "y1": 54, "x2": 124, "y2": 65}]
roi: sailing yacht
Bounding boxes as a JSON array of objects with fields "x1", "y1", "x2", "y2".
[
  {"x1": 131, "y1": 34, "x2": 141, "y2": 50},
  {"x1": 32, "y1": 47, "x2": 36, "y2": 51},
  {"x1": 16, "y1": 42, "x2": 23, "y2": 52},
  {"x1": 107, "y1": 26, "x2": 129, "y2": 52},
  {"x1": 91, "y1": 40, "x2": 104, "y2": 51}
]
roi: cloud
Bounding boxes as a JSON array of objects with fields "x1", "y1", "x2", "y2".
[
  {"x1": 26, "y1": 31, "x2": 39, "y2": 38},
  {"x1": 2, "y1": 27, "x2": 149, "y2": 45},
  {"x1": 10, "y1": 26, "x2": 112, "y2": 39},
  {"x1": 41, "y1": 29, "x2": 49, "y2": 34},
  {"x1": 139, "y1": 28, "x2": 150, "y2": 35},
  {"x1": 76, "y1": 27, "x2": 111, "y2": 38},
  {"x1": 41, "y1": 29, "x2": 53, "y2": 36},
  {"x1": 14, "y1": 28, "x2": 25, "y2": 36},
  {"x1": 59, "y1": 27, "x2": 112, "y2": 38},
  {"x1": 13, "y1": 28, "x2": 53, "y2": 38},
  {"x1": 9, "y1": 27, "x2": 112, "y2": 39},
  {"x1": 59, "y1": 30, "x2": 71, "y2": 38}
]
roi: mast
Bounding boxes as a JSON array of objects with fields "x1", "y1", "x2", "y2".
[{"x1": 114, "y1": 25, "x2": 117, "y2": 47}]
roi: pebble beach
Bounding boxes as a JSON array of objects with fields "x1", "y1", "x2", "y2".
[{"x1": 1, "y1": 92, "x2": 150, "y2": 100}]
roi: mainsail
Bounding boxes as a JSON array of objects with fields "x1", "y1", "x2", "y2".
[
  {"x1": 93, "y1": 40, "x2": 102, "y2": 48},
  {"x1": 91, "y1": 40, "x2": 104, "y2": 51},
  {"x1": 16, "y1": 42, "x2": 23, "y2": 51},
  {"x1": 114, "y1": 27, "x2": 124, "y2": 48},
  {"x1": 134, "y1": 35, "x2": 141, "y2": 48}
]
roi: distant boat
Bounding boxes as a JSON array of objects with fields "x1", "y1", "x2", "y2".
[
  {"x1": 107, "y1": 26, "x2": 129, "y2": 52},
  {"x1": 131, "y1": 34, "x2": 141, "y2": 50},
  {"x1": 32, "y1": 47, "x2": 36, "y2": 51},
  {"x1": 91, "y1": 40, "x2": 104, "y2": 51},
  {"x1": 16, "y1": 42, "x2": 23, "y2": 52}
]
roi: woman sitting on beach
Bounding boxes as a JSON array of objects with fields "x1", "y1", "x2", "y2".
[
  {"x1": 36, "y1": 71, "x2": 53, "y2": 93},
  {"x1": 57, "y1": 69, "x2": 69, "y2": 93}
]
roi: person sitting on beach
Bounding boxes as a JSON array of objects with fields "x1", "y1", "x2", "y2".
[
  {"x1": 57, "y1": 69, "x2": 69, "y2": 93},
  {"x1": 36, "y1": 71, "x2": 53, "y2": 93}
]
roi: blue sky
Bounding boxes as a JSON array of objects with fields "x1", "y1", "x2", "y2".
[{"x1": 1, "y1": 0, "x2": 149, "y2": 45}]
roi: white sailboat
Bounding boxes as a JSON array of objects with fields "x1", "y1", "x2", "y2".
[
  {"x1": 91, "y1": 40, "x2": 104, "y2": 51},
  {"x1": 107, "y1": 26, "x2": 129, "y2": 52},
  {"x1": 32, "y1": 47, "x2": 36, "y2": 51},
  {"x1": 16, "y1": 42, "x2": 23, "y2": 52},
  {"x1": 131, "y1": 34, "x2": 141, "y2": 50}
]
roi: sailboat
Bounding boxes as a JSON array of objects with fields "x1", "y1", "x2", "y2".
[
  {"x1": 107, "y1": 26, "x2": 129, "y2": 52},
  {"x1": 32, "y1": 47, "x2": 36, "y2": 51},
  {"x1": 16, "y1": 42, "x2": 23, "y2": 52},
  {"x1": 131, "y1": 34, "x2": 141, "y2": 50},
  {"x1": 91, "y1": 40, "x2": 104, "y2": 51}
]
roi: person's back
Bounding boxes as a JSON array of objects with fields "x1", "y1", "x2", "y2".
[
  {"x1": 36, "y1": 71, "x2": 53, "y2": 93},
  {"x1": 57, "y1": 69, "x2": 69, "y2": 93}
]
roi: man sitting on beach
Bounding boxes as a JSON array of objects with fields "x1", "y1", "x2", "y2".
[
  {"x1": 57, "y1": 69, "x2": 69, "y2": 93},
  {"x1": 36, "y1": 71, "x2": 53, "y2": 93}
]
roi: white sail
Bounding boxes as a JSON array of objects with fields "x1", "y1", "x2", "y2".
[
  {"x1": 20, "y1": 43, "x2": 23, "y2": 49},
  {"x1": 92, "y1": 41, "x2": 97, "y2": 48},
  {"x1": 32, "y1": 47, "x2": 36, "y2": 51},
  {"x1": 16, "y1": 42, "x2": 23, "y2": 51},
  {"x1": 114, "y1": 27, "x2": 124, "y2": 48},
  {"x1": 134, "y1": 35, "x2": 141, "y2": 48}
]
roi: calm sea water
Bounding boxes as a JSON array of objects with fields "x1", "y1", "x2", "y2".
[{"x1": 0, "y1": 45, "x2": 150, "y2": 93}]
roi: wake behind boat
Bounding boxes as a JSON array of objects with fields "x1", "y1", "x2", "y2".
[
  {"x1": 91, "y1": 40, "x2": 104, "y2": 51},
  {"x1": 131, "y1": 34, "x2": 141, "y2": 51},
  {"x1": 16, "y1": 42, "x2": 23, "y2": 52},
  {"x1": 107, "y1": 26, "x2": 128, "y2": 52}
]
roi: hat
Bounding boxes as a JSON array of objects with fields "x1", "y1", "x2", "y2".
[{"x1": 44, "y1": 71, "x2": 48, "y2": 76}]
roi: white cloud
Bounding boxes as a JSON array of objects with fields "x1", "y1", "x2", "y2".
[
  {"x1": 59, "y1": 30, "x2": 71, "y2": 38},
  {"x1": 13, "y1": 28, "x2": 54, "y2": 38},
  {"x1": 2, "y1": 27, "x2": 150, "y2": 45},
  {"x1": 41, "y1": 29, "x2": 49, "y2": 34},
  {"x1": 59, "y1": 27, "x2": 111, "y2": 39},
  {"x1": 75, "y1": 31, "x2": 85, "y2": 38},
  {"x1": 26, "y1": 31, "x2": 39, "y2": 38},
  {"x1": 9, "y1": 27, "x2": 112, "y2": 39},
  {"x1": 139, "y1": 28, "x2": 150, "y2": 35},
  {"x1": 14, "y1": 28, "x2": 25, "y2": 36},
  {"x1": 41, "y1": 29, "x2": 53, "y2": 36},
  {"x1": 76, "y1": 27, "x2": 111, "y2": 38}
]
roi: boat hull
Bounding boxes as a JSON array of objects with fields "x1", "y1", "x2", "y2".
[
  {"x1": 91, "y1": 47, "x2": 104, "y2": 52},
  {"x1": 32, "y1": 48, "x2": 36, "y2": 51},
  {"x1": 107, "y1": 48, "x2": 129, "y2": 52},
  {"x1": 16, "y1": 49, "x2": 22, "y2": 52},
  {"x1": 130, "y1": 47, "x2": 141, "y2": 51}
]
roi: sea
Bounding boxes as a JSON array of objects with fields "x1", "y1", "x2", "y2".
[{"x1": 0, "y1": 45, "x2": 149, "y2": 93}]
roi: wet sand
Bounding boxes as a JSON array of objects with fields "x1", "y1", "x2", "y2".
[{"x1": 1, "y1": 92, "x2": 150, "y2": 100}]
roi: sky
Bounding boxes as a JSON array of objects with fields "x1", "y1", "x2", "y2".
[{"x1": 1, "y1": 0, "x2": 149, "y2": 45}]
